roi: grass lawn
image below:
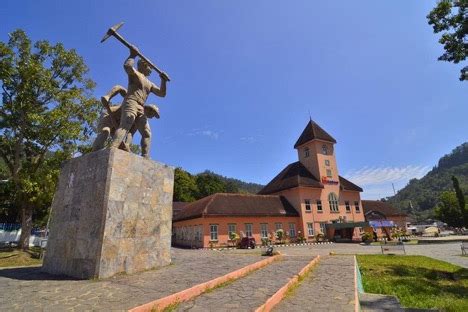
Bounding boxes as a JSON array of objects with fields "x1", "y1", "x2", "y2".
[
  {"x1": 0, "y1": 247, "x2": 43, "y2": 268},
  {"x1": 357, "y1": 255, "x2": 468, "y2": 312}
]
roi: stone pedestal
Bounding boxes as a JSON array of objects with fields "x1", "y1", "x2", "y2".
[{"x1": 42, "y1": 148, "x2": 174, "y2": 279}]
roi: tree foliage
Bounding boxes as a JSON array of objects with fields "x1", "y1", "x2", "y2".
[
  {"x1": 173, "y1": 167, "x2": 199, "y2": 202},
  {"x1": 0, "y1": 30, "x2": 99, "y2": 249},
  {"x1": 173, "y1": 168, "x2": 264, "y2": 202},
  {"x1": 427, "y1": 0, "x2": 468, "y2": 80},
  {"x1": 387, "y1": 143, "x2": 468, "y2": 220},
  {"x1": 435, "y1": 191, "x2": 465, "y2": 227}
]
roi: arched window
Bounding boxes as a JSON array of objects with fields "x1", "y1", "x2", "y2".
[{"x1": 328, "y1": 192, "x2": 339, "y2": 212}]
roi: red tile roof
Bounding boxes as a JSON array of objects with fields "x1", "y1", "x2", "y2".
[
  {"x1": 173, "y1": 193, "x2": 299, "y2": 222},
  {"x1": 339, "y1": 176, "x2": 363, "y2": 192},
  {"x1": 258, "y1": 162, "x2": 324, "y2": 195},
  {"x1": 294, "y1": 120, "x2": 337, "y2": 148},
  {"x1": 362, "y1": 200, "x2": 407, "y2": 217}
]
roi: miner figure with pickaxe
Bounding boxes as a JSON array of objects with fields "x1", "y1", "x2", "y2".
[{"x1": 101, "y1": 22, "x2": 170, "y2": 158}]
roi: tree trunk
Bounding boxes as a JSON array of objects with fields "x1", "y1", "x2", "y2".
[{"x1": 18, "y1": 205, "x2": 33, "y2": 251}]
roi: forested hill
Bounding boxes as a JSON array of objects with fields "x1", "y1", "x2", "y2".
[
  {"x1": 387, "y1": 142, "x2": 468, "y2": 218},
  {"x1": 173, "y1": 168, "x2": 264, "y2": 202}
]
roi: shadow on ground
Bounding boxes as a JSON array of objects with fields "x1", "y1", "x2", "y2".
[{"x1": 0, "y1": 266, "x2": 78, "y2": 281}]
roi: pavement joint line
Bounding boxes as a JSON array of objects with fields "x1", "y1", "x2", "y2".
[
  {"x1": 254, "y1": 255, "x2": 321, "y2": 312},
  {"x1": 128, "y1": 253, "x2": 283, "y2": 312}
]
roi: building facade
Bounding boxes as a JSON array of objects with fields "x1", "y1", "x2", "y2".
[{"x1": 173, "y1": 120, "x2": 366, "y2": 248}]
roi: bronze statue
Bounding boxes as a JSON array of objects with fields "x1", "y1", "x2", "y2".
[{"x1": 99, "y1": 22, "x2": 170, "y2": 158}]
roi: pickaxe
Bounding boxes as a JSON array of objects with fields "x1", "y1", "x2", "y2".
[{"x1": 101, "y1": 22, "x2": 171, "y2": 81}]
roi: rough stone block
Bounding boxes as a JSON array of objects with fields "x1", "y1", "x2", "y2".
[{"x1": 42, "y1": 148, "x2": 174, "y2": 279}]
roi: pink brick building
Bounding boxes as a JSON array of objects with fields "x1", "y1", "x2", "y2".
[{"x1": 173, "y1": 120, "x2": 366, "y2": 248}]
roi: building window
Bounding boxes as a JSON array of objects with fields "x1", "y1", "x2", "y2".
[
  {"x1": 328, "y1": 192, "x2": 339, "y2": 212},
  {"x1": 304, "y1": 147, "x2": 310, "y2": 158},
  {"x1": 289, "y1": 223, "x2": 296, "y2": 237},
  {"x1": 210, "y1": 224, "x2": 218, "y2": 241},
  {"x1": 228, "y1": 223, "x2": 237, "y2": 237},
  {"x1": 325, "y1": 159, "x2": 330, "y2": 166},
  {"x1": 345, "y1": 201, "x2": 351, "y2": 213},
  {"x1": 275, "y1": 223, "x2": 283, "y2": 230},
  {"x1": 245, "y1": 223, "x2": 253, "y2": 237},
  {"x1": 319, "y1": 222, "x2": 327, "y2": 234},
  {"x1": 260, "y1": 223, "x2": 268, "y2": 238},
  {"x1": 316, "y1": 200, "x2": 323, "y2": 212},
  {"x1": 322, "y1": 144, "x2": 328, "y2": 155},
  {"x1": 305, "y1": 199, "x2": 311, "y2": 212},
  {"x1": 307, "y1": 223, "x2": 314, "y2": 237},
  {"x1": 355, "y1": 201, "x2": 361, "y2": 213},
  {"x1": 326, "y1": 169, "x2": 332, "y2": 178}
]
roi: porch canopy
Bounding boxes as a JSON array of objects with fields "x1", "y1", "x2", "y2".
[{"x1": 325, "y1": 221, "x2": 369, "y2": 230}]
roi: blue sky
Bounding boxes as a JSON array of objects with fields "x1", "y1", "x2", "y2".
[{"x1": 2, "y1": 1, "x2": 467, "y2": 199}]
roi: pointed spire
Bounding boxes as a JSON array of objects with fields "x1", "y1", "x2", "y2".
[{"x1": 294, "y1": 119, "x2": 337, "y2": 148}]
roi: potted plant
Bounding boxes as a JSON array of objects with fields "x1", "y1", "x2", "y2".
[
  {"x1": 361, "y1": 232, "x2": 372, "y2": 245},
  {"x1": 315, "y1": 233, "x2": 325, "y2": 242},
  {"x1": 229, "y1": 232, "x2": 240, "y2": 247},
  {"x1": 275, "y1": 229, "x2": 284, "y2": 244}
]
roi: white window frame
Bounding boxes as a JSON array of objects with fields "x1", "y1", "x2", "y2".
[
  {"x1": 316, "y1": 200, "x2": 323, "y2": 212},
  {"x1": 305, "y1": 199, "x2": 311, "y2": 212},
  {"x1": 325, "y1": 159, "x2": 330, "y2": 166},
  {"x1": 260, "y1": 223, "x2": 268, "y2": 238},
  {"x1": 355, "y1": 201, "x2": 361, "y2": 213},
  {"x1": 319, "y1": 222, "x2": 327, "y2": 234},
  {"x1": 307, "y1": 223, "x2": 314, "y2": 237},
  {"x1": 345, "y1": 201, "x2": 351, "y2": 213},
  {"x1": 210, "y1": 224, "x2": 218, "y2": 241},
  {"x1": 289, "y1": 223, "x2": 296, "y2": 237},
  {"x1": 275, "y1": 222, "x2": 283, "y2": 230},
  {"x1": 245, "y1": 223, "x2": 253, "y2": 237},
  {"x1": 228, "y1": 223, "x2": 237, "y2": 237},
  {"x1": 326, "y1": 169, "x2": 332, "y2": 178},
  {"x1": 328, "y1": 192, "x2": 339, "y2": 212}
]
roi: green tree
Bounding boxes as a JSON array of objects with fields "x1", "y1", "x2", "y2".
[
  {"x1": 427, "y1": 0, "x2": 468, "y2": 80},
  {"x1": 173, "y1": 167, "x2": 198, "y2": 202},
  {"x1": 435, "y1": 191, "x2": 463, "y2": 227},
  {"x1": 452, "y1": 175, "x2": 468, "y2": 226},
  {"x1": 0, "y1": 30, "x2": 99, "y2": 249},
  {"x1": 195, "y1": 173, "x2": 226, "y2": 199}
]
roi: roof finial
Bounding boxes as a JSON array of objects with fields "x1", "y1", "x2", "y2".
[{"x1": 308, "y1": 109, "x2": 312, "y2": 122}]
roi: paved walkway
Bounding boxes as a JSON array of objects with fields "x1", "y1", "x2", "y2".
[
  {"x1": 176, "y1": 255, "x2": 313, "y2": 312},
  {"x1": 274, "y1": 255, "x2": 355, "y2": 312},
  {"x1": 0, "y1": 249, "x2": 262, "y2": 311},
  {"x1": 1, "y1": 242, "x2": 466, "y2": 311},
  {"x1": 245, "y1": 242, "x2": 468, "y2": 268}
]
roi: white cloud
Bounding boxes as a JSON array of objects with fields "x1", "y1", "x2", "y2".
[
  {"x1": 187, "y1": 128, "x2": 220, "y2": 140},
  {"x1": 344, "y1": 165, "x2": 431, "y2": 199}
]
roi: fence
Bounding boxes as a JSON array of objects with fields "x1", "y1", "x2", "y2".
[{"x1": 0, "y1": 223, "x2": 47, "y2": 247}]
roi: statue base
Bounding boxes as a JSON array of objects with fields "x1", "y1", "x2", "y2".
[{"x1": 42, "y1": 148, "x2": 174, "y2": 279}]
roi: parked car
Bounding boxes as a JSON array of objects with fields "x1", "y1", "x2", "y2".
[{"x1": 239, "y1": 237, "x2": 256, "y2": 249}]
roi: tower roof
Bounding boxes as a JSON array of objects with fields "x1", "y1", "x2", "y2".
[{"x1": 294, "y1": 120, "x2": 337, "y2": 148}]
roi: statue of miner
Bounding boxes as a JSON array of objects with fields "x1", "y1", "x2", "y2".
[
  {"x1": 92, "y1": 85, "x2": 160, "y2": 153},
  {"x1": 110, "y1": 45, "x2": 169, "y2": 158}
]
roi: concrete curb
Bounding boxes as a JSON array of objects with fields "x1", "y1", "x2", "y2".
[
  {"x1": 197, "y1": 241, "x2": 334, "y2": 251},
  {"x1": 354, "y1": 256, "x2": 360, "y2": 312},
  {"x1": 254, "y1": 255, "x2": 321, "y2": 312},
  {"x1": 128, "y1": 253, "x2": 282, "y2": 312}
]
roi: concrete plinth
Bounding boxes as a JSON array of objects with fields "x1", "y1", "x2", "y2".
[{"x1": 42, "y1": 148, "x2": 174, "y2": 279}]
